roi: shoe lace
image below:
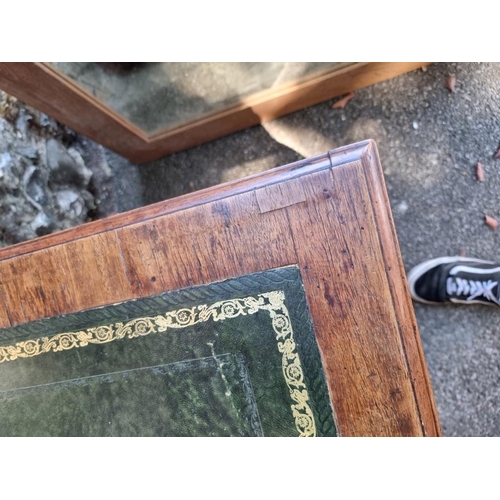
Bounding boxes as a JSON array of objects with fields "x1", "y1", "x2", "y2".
[{"x1": 446, "y1": 277, "x2": 500, "y2": 305}]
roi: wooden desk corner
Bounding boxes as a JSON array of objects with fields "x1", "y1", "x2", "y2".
[{"x1": 0, "y1": 140, "x2": 441, "y2": 437}]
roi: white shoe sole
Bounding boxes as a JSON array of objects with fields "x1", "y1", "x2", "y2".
[{"x1": 407, "y1": 256, "x2": 496, "y2": 305}]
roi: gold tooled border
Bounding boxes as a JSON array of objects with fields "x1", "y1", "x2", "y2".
[{"x1": 0, "y1": 291, "x2": 316, "y2": 437}]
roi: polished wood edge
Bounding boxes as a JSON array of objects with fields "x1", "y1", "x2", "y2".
[
  {"x1": 0, "y1": 141, "x2": 373, "y2": 262},
  {"x1": 359, "y1": 141, "x2": 442, "y2": 436},
  {"x1": 37, "y1": 63, "x2": 149, "y2": 139},
  {"x1": 146, "y1": 62, "x2": 357, "y2": 140},
  {"x1": 133, "y1": 63, "x2": 430, "y2": 163},
  {"x1": 0, "y1": 63, "x2": 430, "y2": 163},
  {"x1": 0, "y1": 63, "x2": 148, "y2": 160}
]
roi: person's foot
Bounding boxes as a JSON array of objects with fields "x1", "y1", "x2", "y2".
[{"x1": 408, "y1": 256, "x2": 500, "y2": 305}]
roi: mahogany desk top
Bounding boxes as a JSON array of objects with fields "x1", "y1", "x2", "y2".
[{"x1": 0, "y1": 140, "x2": 440, "y2": 436}]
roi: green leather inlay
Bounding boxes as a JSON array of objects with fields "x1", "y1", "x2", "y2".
[{"x1": 0, "y1": 266, "x2": 336, "y2": 437}]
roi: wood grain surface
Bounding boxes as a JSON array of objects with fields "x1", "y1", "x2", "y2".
[
  {"x1": 0, "y1": 63, "x2": 429, "y2": 163},
  {"x1": 0, "y1": 140, "x2": 441, "y2": 436}
]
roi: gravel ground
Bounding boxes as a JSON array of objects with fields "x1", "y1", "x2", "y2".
[{"x1": 2, "y1": 62, "x2": 499, "y2": 436}]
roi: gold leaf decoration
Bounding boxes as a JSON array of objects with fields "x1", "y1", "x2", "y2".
[{"x1": 0, "y1": 291, "x2": 316, "y2": 437}]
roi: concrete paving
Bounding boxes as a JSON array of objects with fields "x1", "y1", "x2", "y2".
[{"x1": 110, "y1": 62, "x2": 500, "y2": 436}]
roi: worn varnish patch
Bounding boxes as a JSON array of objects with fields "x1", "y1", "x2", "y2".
[
  {"x1": 255, "y1": 178, "x2": 306, "y2": 214},
  {"x1": 0, "y1": 231, "x2": 131, "y2": 324}
]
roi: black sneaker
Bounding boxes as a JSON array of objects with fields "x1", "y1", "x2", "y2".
[{"x1": 408, "y1": 256, "x2": 500, "y2": 305}]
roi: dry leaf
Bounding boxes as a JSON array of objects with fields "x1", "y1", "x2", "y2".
[
  {"x1": 446, "y1": 74, "x2": 456, "y2": 92},
  {"x1": 459, "y1": 247, "x2": 466, "y2": 257},
  {"x1": 485, "y1": 215, "x2": 498, "y2": 230},
  {"x1": 332, "y1": 92, "x2": 355, "y2": 109},
  {"x1": 476, "y1": 162, "x2": 485, "y2": 182},
  {"x1": 495, "y1": 146, "x2": 500, "y2": 159}
]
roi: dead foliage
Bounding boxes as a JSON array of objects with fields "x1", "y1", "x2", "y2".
[
  {"x1": 485, "y1": 215, "x2": 498, "y2": 230},
  {"x1": 476, "y1": 162, "x2": 485, "y2": 182},
  {"x1": 446, "y1": 74, "x2": 456, "y2": 92},
  {"x1": 331, "y1": 92, "x2": 355, "y2": 109}
]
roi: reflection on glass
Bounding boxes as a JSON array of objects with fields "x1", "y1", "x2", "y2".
[{"x1": 51, "y1": 62, "x2": 344, "y2": 134}]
